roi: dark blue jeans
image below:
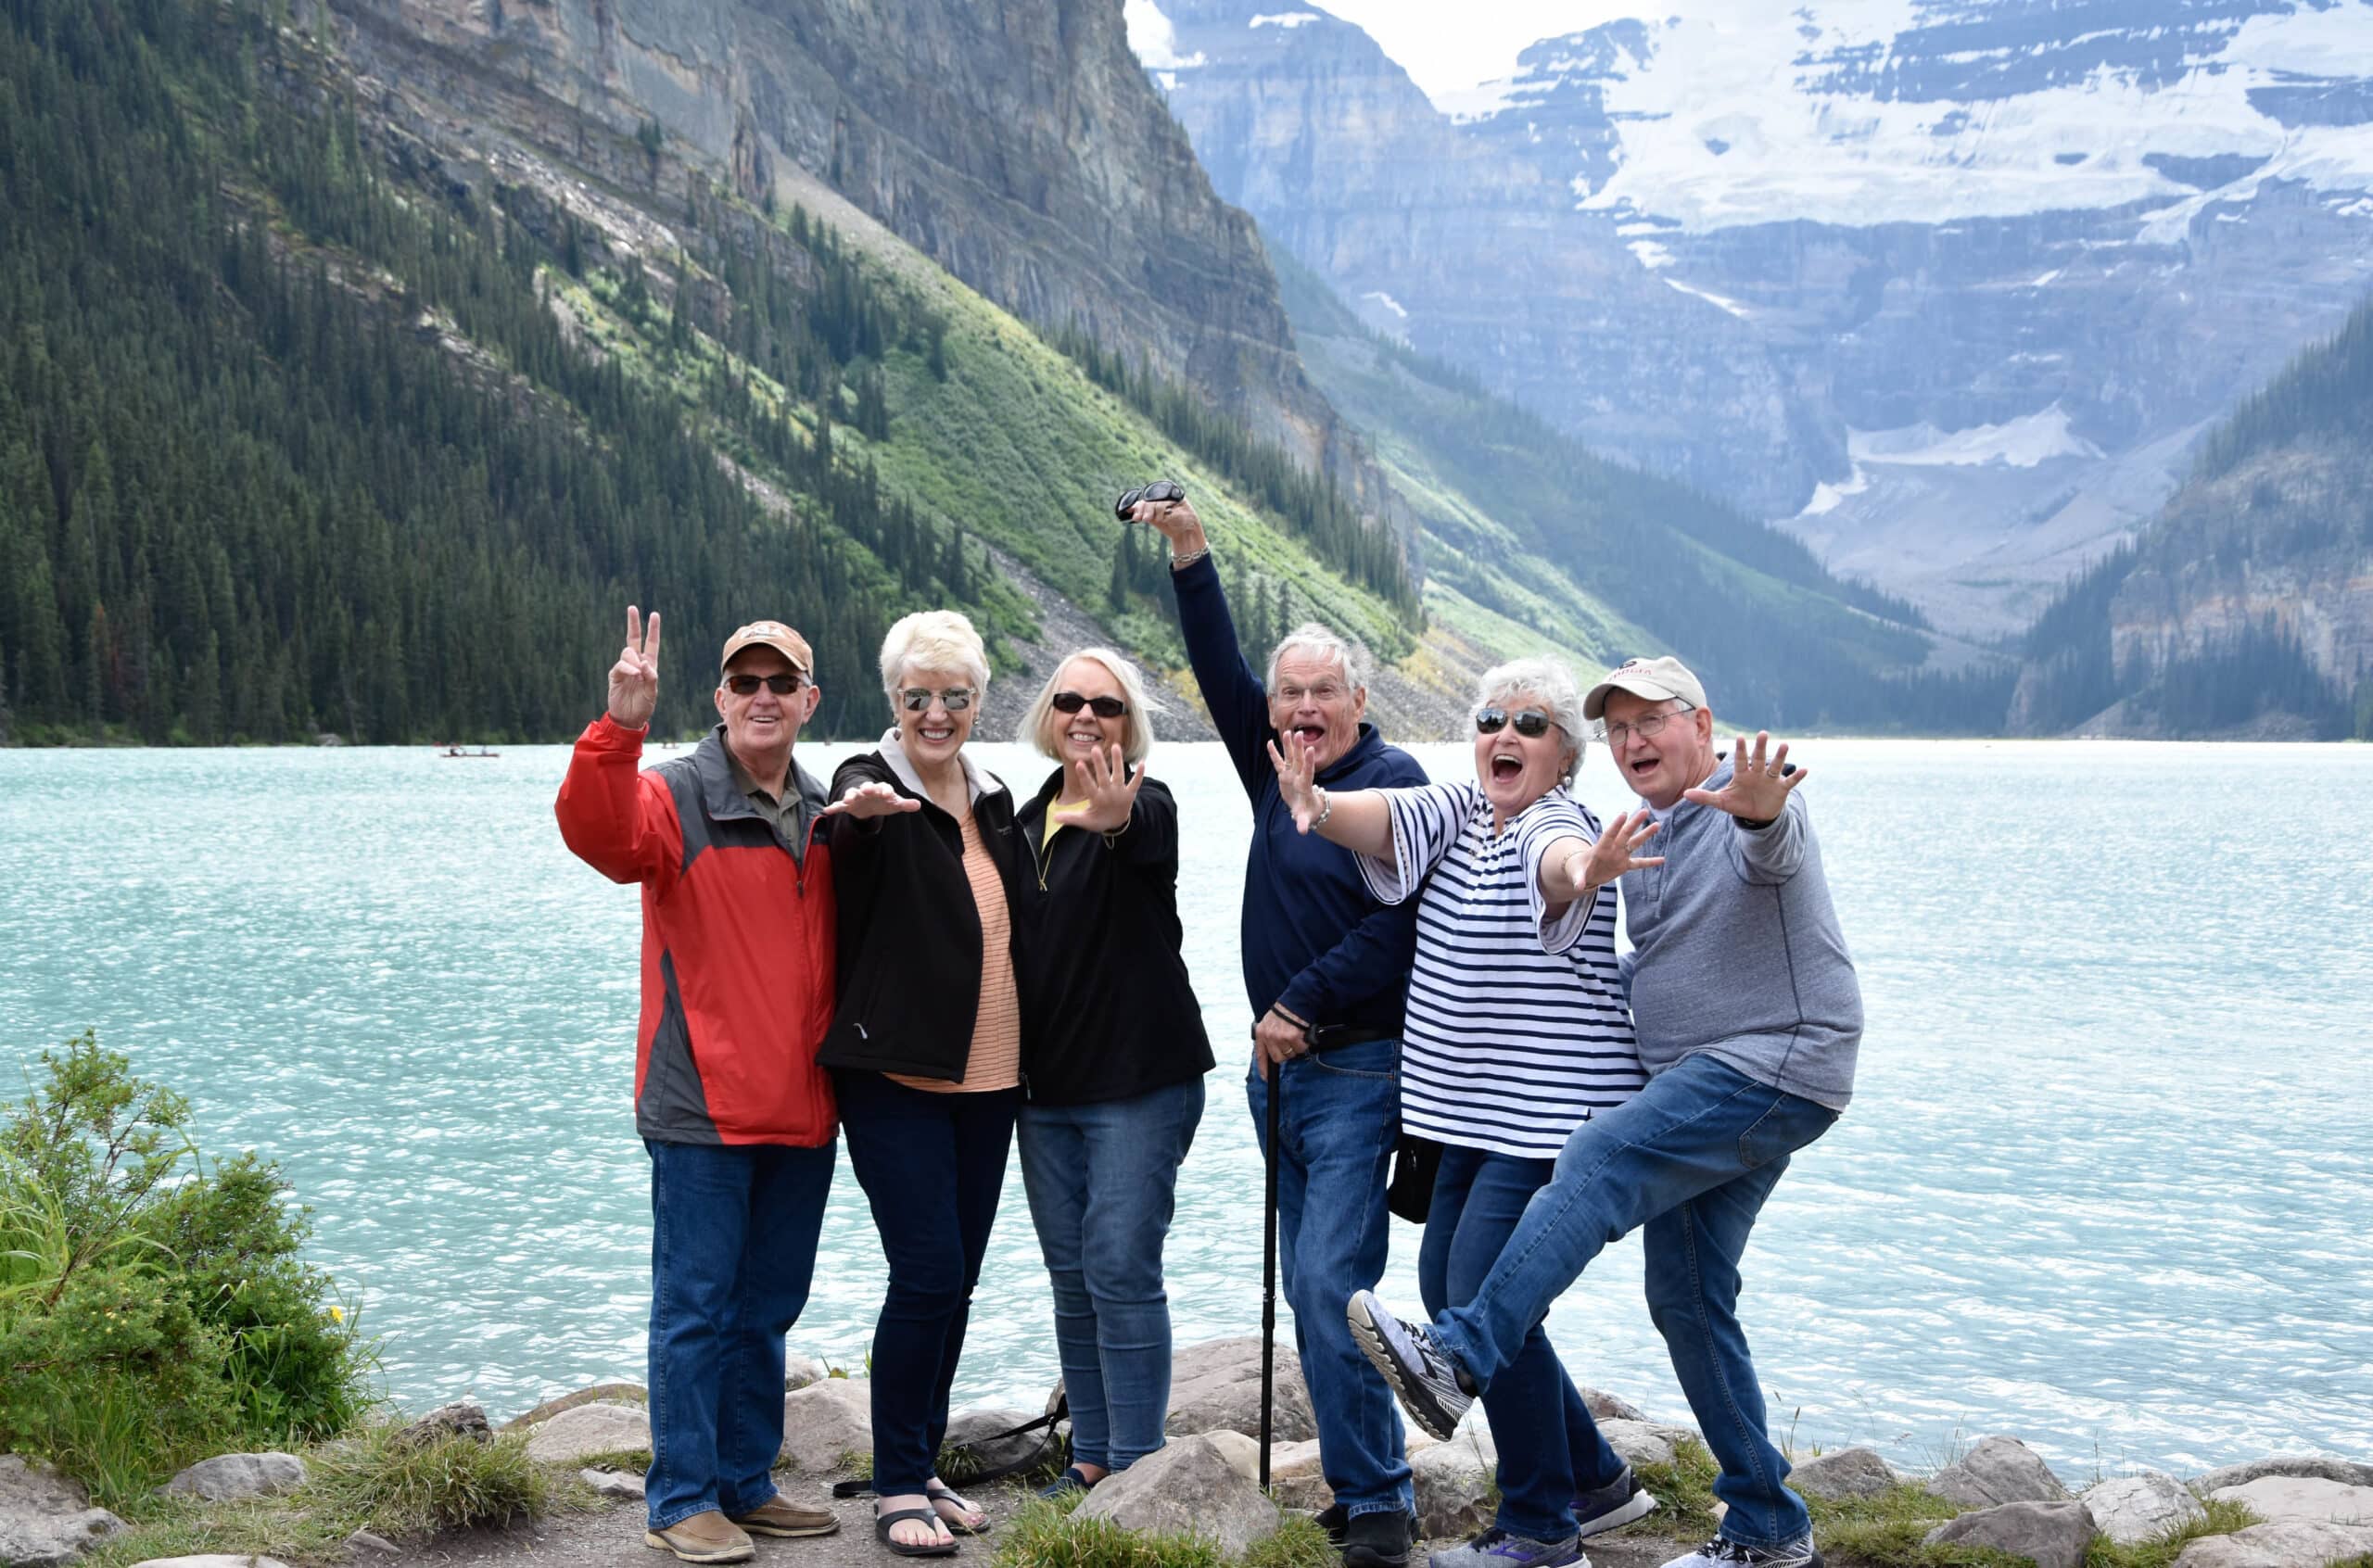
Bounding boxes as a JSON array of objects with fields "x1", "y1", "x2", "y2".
[
  {"x1": 1419, "y1": 1144, "x2": 1628, "y2": 1541},
  {"x1": 644, "y1": 1137, "x2": 837, "y2": 1530},
  {"x1": 1017, "y1": 1076, "x2": 1206, "y2": 1473},
  {"x1": 1246, "y1": 1040, "x2": 1413, "y2": 1518},
  {"x1": 835, "y1": 1070, "x2": 1022, "y2": 1497},
  {"x1": 1430, "y1": 1055, "x2": 1839, "y2": 1550}
]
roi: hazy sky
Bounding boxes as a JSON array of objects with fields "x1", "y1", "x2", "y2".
[{"x1": 1288, "y1": 2, "x2": 1605, "y2": 99}]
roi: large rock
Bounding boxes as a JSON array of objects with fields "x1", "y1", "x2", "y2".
[
  {"x1": 395, "y1": 1399, "x2": 491, "y2": 1448},
  {"x1": 779, "y1": 1377, "x2": 872, "y2": 1473},
  {"x1": 1788, "y1": 1447, "x2": 1902, "y2": 1501},
  {"x1": 1578, "y1": 1387, "x2": 1646, "y2": 1423},
  {"x1": 499, "y1": 1383, "x2": 646, "y2": 1433},
  {"x1": 1268, "y1": 1438, "x2": 1330, "y2": 1511},
  {"x1": 2173, "y1": 1520, "x2": 2373, "y2": 1567},
  {"x1": 525, "y1": 1403, "x2": 652, "y2": 1464},
  {"x1": 1599, "y1": 1421, "x2": 1697, "y2": 1472},
  {"x1": 1928, "y1": 1435, "x2": 2074, "y2": 1509},
  {"x1": 943, "y1": 1405, "x2": 1050, "y2": 1476},
  {"x1": 1162, "y1": 1338, "x2": 1316, "y2": 1444},
  {"x1": 2084, "y1": 1471, "x2": 2206, "y2": 1545},
  {"x1": 1923, "y1": 1500, "x2": 2098, "y2": 1568},
  {"x1": 2210, "y1": 1476, "x2": 2373, "y2": 1526},
  {"x1": 0, "y1": 1456, "x2": 126, "y2": 1568},
  {"x1": 2192, "y1": 1455, "x2": 2373, "y2": 1495},
  {"x1": 1074, "y1": 1435, "x2": 1282, "y2": 1558},
  {"x1": 161, "y1": 1453, "x2": 308, "y2": 1502},
  {"x1": 1410, "y1": 1429, "x2": 1499, "y2": 1540}
]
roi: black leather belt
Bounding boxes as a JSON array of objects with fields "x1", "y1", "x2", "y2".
[{"x1": 1305, "y1": 1024, "x2": 1395, "y2": 1054}]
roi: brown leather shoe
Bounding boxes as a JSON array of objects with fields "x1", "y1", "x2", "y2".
[
  {"x1": 644, "y1": 1510, "x2": 757, "y2": 1563},
  {"x1": 729, "y1": 1498, "x2": 841, "y2": 1538}
]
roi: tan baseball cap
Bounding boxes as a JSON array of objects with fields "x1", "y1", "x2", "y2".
[
  {"x1": 719, "y1": 620, "x2": 813, "y2": 675},
  {"x1": 1583, "y1": 655, "x2": 1707, "y2": 720}
]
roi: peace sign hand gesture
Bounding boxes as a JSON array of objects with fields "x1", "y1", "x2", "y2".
[
  {"x1": 607, "y1": 605, "x2": 662, "y2": 729},
  {"x1": 1053, "y1": 743, "x2": 1148, "y2": 833},
  {"x1": 1681, "y1": 731, "x2": 1807, "y2": 822}
]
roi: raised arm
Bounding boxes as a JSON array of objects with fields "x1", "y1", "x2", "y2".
[
  {"x1": 1139, "y1": 498, "x2": 1272, "y2": 798},
  {"x1": 1267, "y1": 736, "x2": 1394, "y2": 865},
  {"x1": 1683, "y1": 732, "x2": 1810, "y2": 884},
  {"x1": 554, "y1": 606, "x2": 684, "y2": 886},
  {"x1": 1536, "y1": 810, "x2": 1664, "y2": 910}
]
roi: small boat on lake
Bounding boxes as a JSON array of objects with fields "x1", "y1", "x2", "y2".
[{"x1": 435, "y1": 743, "x2": 500, "y2": 758}]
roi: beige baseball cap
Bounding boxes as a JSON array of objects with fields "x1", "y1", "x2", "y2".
[
  {"x1": 1583, "y1": 655, "x2": 1707, "y2": 720},
  {"x1": 719, "y1": 619, "x2": 814, "y2": 675}
]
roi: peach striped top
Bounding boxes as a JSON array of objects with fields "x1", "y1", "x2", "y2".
[{"x1": 891, "y1": 809, "x2": 1021, "y2": 1094}]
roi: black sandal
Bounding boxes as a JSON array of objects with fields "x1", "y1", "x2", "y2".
[
  {"x1": 874, "y1": 1507, "x2": 958, "y2": 1558},
  {"x1": 925, "y1": 1484, "x2": 991, "y2": 1536}
]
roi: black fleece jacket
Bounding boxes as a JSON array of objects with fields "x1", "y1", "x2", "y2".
[
  {"x1": 815, "y1": 749, "x2": 1031, "y2": 1082},
  {"x1": 1014, "y1": 769, "x2": 1215, "y2": 1106}
]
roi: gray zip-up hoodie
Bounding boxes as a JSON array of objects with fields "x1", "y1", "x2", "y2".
[{"x1": 1618, "y1": 757, "x2": 1863, "y2": 1110}]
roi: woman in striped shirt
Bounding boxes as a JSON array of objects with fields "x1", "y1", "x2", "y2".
[{"x1": 1269, "y1": 657, "x2": 1665, "y2": 1568}]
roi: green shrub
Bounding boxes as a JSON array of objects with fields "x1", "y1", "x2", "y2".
[
  {"x1": 308, "y1": 1424, "x2": 550, "y2": 1536},
  {"x1": 0, "y1": 1032, "x2": 374, "y2": 1500},
  {"x1": 992, "y1": 1494, "x2": 1225, "y2": 1568}
]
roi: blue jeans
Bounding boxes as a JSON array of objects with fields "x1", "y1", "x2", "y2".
[
  {"x1": 835, "y1": 1070, "x2": 1022, "y2": 1497},
  {"x1": 1018, "y1": 1077, "x2": 1207, "y2": 1473},
  {"x1": 644, "y1": 1137, "x2": 837, "y2": 1530},
  {"x1": 1431, "y1": 1056, "x2": 1839, "y2": 1550},
  {"x1": 1246, "y1": 1040, "x2": 1413, "y2": 1518},
  {"x1": 1419, "y1": 1145, "x2": 1627, "y2": 1541}
]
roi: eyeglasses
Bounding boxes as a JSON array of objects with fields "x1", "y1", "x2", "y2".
[
  {"x1": 1600, "y1": 704, "x2": 1695, "y2": 746},
  {"x1": 1051, "y1": 691, "x2": 1128, "y2": 719},
  {"x1": 1114, "y1": 479, "x2": 1186, "y2": 520},
  {"x1": 1475, "y1": 707, "x2": 1555, "y2": 739},
  {"x1": 900, "y1": 687, "x2": 976, "y2": 713},
  {"x1": 1274, "y1": 682, "x2": 1347, "y2": 705},
  {"x1": 725, "y1": 673, "x2": 805, "y2": 696}
]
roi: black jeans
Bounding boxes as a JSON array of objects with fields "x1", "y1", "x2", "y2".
[{"x1": 835, "y1": 1069, "x2": 1022, "y2": 1496}]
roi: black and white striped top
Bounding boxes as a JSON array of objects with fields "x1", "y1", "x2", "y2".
[{"x1": 1358, "y1": 782, "x2": 1647, "y2": 1159}]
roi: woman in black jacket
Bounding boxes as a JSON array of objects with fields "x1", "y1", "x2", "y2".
[
  {"x1": 818, "y1": 610, "x2": 1029, "y2": 1558},
  {"x1": 1009, "y1": 648, "x2": 1215, "y2": 1497}
]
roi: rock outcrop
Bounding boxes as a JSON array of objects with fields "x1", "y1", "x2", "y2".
[
  {"x1": 0, "y1": 1457, "x2": 126, "y2": 1568},
  {"x1": 1073, "y1": 1435, "x2": 1280, "y2": 1557},
  {"x1": 2082, "y1": 1470, "x2": 2206, "y2": 1545},
  {"x1": 1923, "y1": 1500, "x2": 2098, "y2": 1568},
  {"x1": 1928, "y1": 1435, "x2": 2075, "y2": 1510},
  {"x1": 162, "y1": 1454, "x2": 309, "y2": 1503}
]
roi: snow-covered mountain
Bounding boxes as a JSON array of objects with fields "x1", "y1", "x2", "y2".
[{"x1": 1138, "y1": 0, "x2": 2373, "y2": 637}]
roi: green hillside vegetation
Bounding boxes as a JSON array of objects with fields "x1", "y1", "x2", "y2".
[
  {"x1": 2017, "y1": 297, "x2": 2373, "y2": 740},
  {"x1": 0, "y1": 0, "x2": 1425, "y2": 746},
  {"x1": 1264, "y1": 254, "x2": 2002, "y2": 730}
]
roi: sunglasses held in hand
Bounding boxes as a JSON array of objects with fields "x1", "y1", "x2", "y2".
[
  {"x1": 1114, "y1": 480, "x2": 1186, "y2": 520},
  {"x1": 1475, "y1": 707, "x2": 1555, "y2": 738},
  {"x1": 1051, "y1": 691, "x2": 1128, "y2": 719}
]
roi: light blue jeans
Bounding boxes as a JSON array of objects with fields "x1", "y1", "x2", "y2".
[
  {"x1": 1428, "y1": 1055, "x2": 1839, "y2": 1550},
  {"x1": 1247, "y1": 1040, "x2": 1414, "y2": 1518},
  {"x1": 1017, "y1": 1076, "x2": 1207, "y2": 1472}
]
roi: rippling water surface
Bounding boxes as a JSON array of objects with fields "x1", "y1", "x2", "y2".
[{"x1": 3, "y1": 739, "x2": 2368, "y2": 1475}]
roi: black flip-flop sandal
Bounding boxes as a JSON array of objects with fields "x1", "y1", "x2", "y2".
[
  {"x1": 925, "y1": 1485, "x2": 991, "y2": 1536},
  {"x1": 874, "y1": 1507, "x2": 958, "y2": 1558}
]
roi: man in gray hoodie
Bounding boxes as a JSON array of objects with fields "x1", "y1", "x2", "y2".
[{"x1": 1348, "y1": 656, "x2": 1861, "y2": 1568}]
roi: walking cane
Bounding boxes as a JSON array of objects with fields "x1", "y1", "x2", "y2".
[{"x1": 1260, "y1": 1043, "x2": 1283, "y2": 1495}]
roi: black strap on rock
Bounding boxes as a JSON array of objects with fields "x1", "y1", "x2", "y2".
[{"x1": 830, "y1": 1397, "x2": 1070, "y2": 1498}]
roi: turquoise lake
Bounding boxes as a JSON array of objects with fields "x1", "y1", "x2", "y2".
[{"x1": 3, "y1": 738, "x2": 2367, "y2": 1477}]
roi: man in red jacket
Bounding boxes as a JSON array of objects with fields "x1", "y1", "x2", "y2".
[{"x1": 556, "y1": 608, "x2": 841, "y2": 1564}]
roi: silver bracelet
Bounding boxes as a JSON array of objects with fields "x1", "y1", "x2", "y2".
[
  {"x1": 1170, "y1": 545, "x2": 1211, "y2": 570},
  {"x1": 1313, "y1": 787, "x2": 1333, "y2": 828}
]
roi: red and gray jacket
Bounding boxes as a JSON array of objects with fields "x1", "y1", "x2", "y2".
[{"x1": 555, "y1": 715, "x2": 836, "y2": 1146}]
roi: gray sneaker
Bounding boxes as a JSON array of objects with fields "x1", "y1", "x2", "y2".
[
  {"x1": 1658, "y1": 1536, "x2": 1823, "y2": 1568},
  {"x1": 1572, "y1": 1466, "x2": 1657, "y2": 1538},
  {"x1": 1428, "y1": 1527, "x2": 1582, "y2": 1568},
  {"x1": 1347, "y1": 1289, "x2": 1475, "y2": 1441}
]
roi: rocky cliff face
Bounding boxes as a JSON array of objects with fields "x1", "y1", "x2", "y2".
[
  {"x1": 1142, "y1": 0, "x2": 2373, "y2": 638},
  {"x1": 327, "y1": 0, "x2": 1393, "y2": 513}
]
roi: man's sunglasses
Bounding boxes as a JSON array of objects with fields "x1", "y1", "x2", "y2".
[
  {"x1": 1475, "y1": 707, "x2": 1555, "y2": 739},
  {"x1": 1115, "y1": 480, "x2": 1186, "y2": 520},
  {"x1": 725, "y1": 673, "x2": 806, "y2": 696},
  {"x1": 900, "y1": 687, "x2": 976, "y2": 712},
  {"x1": 1051, "y1": 691, "x2": 1128, "y2": 719}
]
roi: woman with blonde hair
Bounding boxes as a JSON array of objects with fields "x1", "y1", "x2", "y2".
[
  {"x1": 1009, "y1": 648, "x2": 1213, "y2": 1497},
  {"x1": 818, "y1": 610, "x2": 1029, "y2": 1558}
]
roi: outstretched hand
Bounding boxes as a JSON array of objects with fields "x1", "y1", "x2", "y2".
[
  {"x1": 607, "y1": 605, "x2": 661, "y2": 729},
  {"x1": 1570, "y1": 810, "x2": 1665, "y2": 891},
  {"x1": 1682, "y1": 732, "x2": 1806, "y2": 821},
  {"x1": 1265, "y1": 738, "x2": 1325, "y2": 834},
  {"x1": 823, "y1": 780, "x2": 922, "y2": 820},
  {"x1": 1053, "y1": 744, "x2": 1147, "y2": 833}
]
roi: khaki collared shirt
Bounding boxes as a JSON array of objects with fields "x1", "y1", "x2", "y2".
[{"x1": 727, "y1": 752, "x2": 811, "y2": 862}]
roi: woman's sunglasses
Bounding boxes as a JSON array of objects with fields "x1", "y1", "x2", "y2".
[
  {"x1": 1051, "y1": 691, "x2": 1128, "y2": 719},
  {"x1": 1475, "y1": 707, "x2": 1555, "y2": 739},
  {"x1": 725, "y1": 673, "x2": 805, "y2": 696},
  {"x1": 900, "y1": 687, "x2": 976, "y2": 712}
]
